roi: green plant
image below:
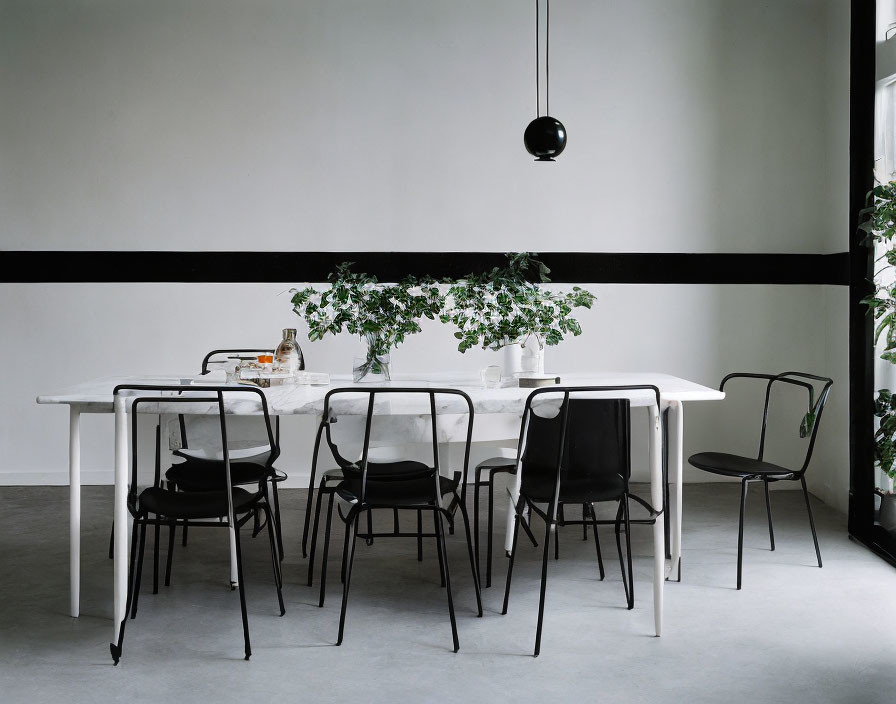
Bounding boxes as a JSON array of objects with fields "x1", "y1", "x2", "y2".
[
  {"x1": 441, "y1": 252, "x2": 596, "y2": 352},
  {"x1": 290, "y1": 263, "x2": 443, "y2": 379},
  {"x1": 874, "y1": 389, "x2": 896, "y2": 481},
  {"x1": 861, "y1": 180, "x2": 896, "y2": 482}
]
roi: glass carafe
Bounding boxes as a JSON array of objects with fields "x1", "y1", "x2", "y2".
[{"x1": 275, "y1": 328, "x2": 305, "y2": 374}]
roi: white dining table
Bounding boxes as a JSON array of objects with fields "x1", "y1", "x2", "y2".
[{"x1": 37, "y1": 371, "x2": 723, "y2": 645}]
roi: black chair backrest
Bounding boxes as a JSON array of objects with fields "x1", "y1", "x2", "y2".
[
  {"x1": 113, "y1": 385, "x2": 277, "y2": 512},
  {"x1": 178, "y1": 347, "x2": 280, "y2": 460},
  {"x1": 516, "y1": 385, "x2": 660, "y2": 515},
  {"x1": 201, "y1": 348, "x2": 274, "y2": 375},
  {"x1": 719, "y1": 371, "x2": 833, "y2": 474},
  {"x1": 521, "y1": 398, "x2": 631, "y2": 481},
  {"x1": 319, "y1": 387, "x2": 475, "y2": 505}
]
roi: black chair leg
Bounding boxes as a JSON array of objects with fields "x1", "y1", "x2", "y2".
[
  {"x1": 152, "y1": 521, "x2": 160, "y2": 594},
  {"x1": 417, "y1": 509, "x2": 423, "y2": 562},
  {"x1": 502, "y1": 496, "x2": 526, "y2": 615},
  {"x1": 553, "y1": 512, "x2": 560, "y2": 561},
  {"x1": 181, "y1": 520, "x2": 188, "y2": 547},
  {"x1": 801, "y1": 475, "x2": 823, "y2": 568},
  {"x1": 301, "y1": 475, "x2": 316, "y2": 559},
  {"x1": 534, "y1": 506, "x2": 555, "y2": 657},
  {"x1": 737, "y1": 478, "x2": 749, "y2": 590},
  {"x1": 108, "y1": 523, "x2": 114, "y2": 560},
  {"x1": 341, "y1": 516, "x2": 351, "y2": 584},
  {"x1": 519, "y1": 505, "x2": 540, "y2": 548},
  {"x1": 110, "y1": 518, "x2": 142, "y2": 665},
  {"x1": 271, "y1": 479, "x2": 284, "y2": 561},
  {"x1": 233, "y1": 523, "x2": 251, "y2": 660},
  {"x1": 763, "y1": 479, "x2": 775, "y2": 551},
  {"x1": 623, "y1": 496, "x2": 633, "y2": 609},
  {"x1": 319, "y1": 492, "x2": 335, "y2": 608},
  {"x1": 130, "y1": 521, "x2": 147, "y2": 619},
  {"x1": 435, "y1": 508, "x2": 460, "y2": 652},
  {"x1": 263, "y1": 504, "x2": 286, "y2": 616},
  {"x1": 434, "y1": 509, "x2": 446, "y2": 587},
  {"x1": 164, "y1": 521, "x2": 176, "y2": 587},
  {"x1": 473, "y1": 468, "x2": 482, "y2": 584},
  {"x1": 260, "y1": 484, "x2": 282, "y2": 590},
  {"x1": 366, "y1": 510, "x2": 374, "y2": 546},
  {"x1": 587, "y1": 503, "x2": 605, "y2": 580},
  {"x1": 486, "y1": 470, "x2": 495, "y2": 588},
  {"x1": 336, "y1": 513, "x2": 359, "y2": 646},
  {"x1": 302, "y1": 425, "x2": 325, "y2": 558},
  {"x1": 615, "y1": 501, "x2": 629, "y2": 606},
  {"x1": 582, "y1": 503, "x2": 588, "y2": 540},
  {"x1": 307, "y1": 479, "x2": 327, "y2": 587},
  {"x1": 455, "y1": 494, "x2": 483, "y2": 616}
]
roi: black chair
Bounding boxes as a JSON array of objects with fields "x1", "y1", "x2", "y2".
[
  {"x1": 688, "y1": 371, "x2": 833, "y2": 590},
  {"x1": 110, "y1": 385, "x2": 285, "y2": 665},
  {"x1": 167, "y1": 348, "x2": 287, "y2": 561},
  {"x1": 502, "y1": 386, "x2": 663, "y2": 657},
  {"x1": 302, "y1": 396, "x2": 464, "y2": 563},
  {"x1": 307, "y1": 388, "x2": 482, "y2": 652},
  {"x1": 300, "y1": 417, "x2": 464, "y2": 560}
]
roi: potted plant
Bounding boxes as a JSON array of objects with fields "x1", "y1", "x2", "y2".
[
  {"x1": 290, "y1": 263, "x2": 443, "y2": 382},
  {"x1": 441, "y1": 252, "x2": 596, "y2": 375},
  {"x1": 861, "y1": 179, "x2": 896, "y2": 530}
]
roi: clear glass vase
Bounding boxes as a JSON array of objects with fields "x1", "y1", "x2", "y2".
[
  {"x1": 353, "y1": 333, "x2": 392, "y2": 383},
  {"x1": 519, "y1": 339, "x2": 545, "y2": 375},
  {"x1": 275, "y1": 328, "x2": 305, "y2": 376}
]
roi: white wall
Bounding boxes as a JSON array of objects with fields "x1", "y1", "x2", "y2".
[
  {"x1": 0, "y1": 1, "x2": 852, "y2": 512},
  {"x1": 2, "y1": 0, "x2": 845, "y2": 253}
]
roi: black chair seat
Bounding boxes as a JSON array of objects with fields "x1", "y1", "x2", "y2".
[
  {"x1": 138, "y1": 486, "x2": 260, "y2": 520},
  {"x1": 174, "y1": 448, "x2": 272, "y2": 466},
  {"x1": 356, "y1": 459, "x2": 432, "y2": 481},
  {"x1": 336, "y1": 474, "x2": 458, "y2": 507},
  {"x1": 521, "y1": 471, "x2": 626, "y2": 504},
  {"x1": 477, "y1": 457, "x2": 517, "y2": 475},
  {"x1": 165, "y1": 461, "x2": 274, "y2": 491},
  {"x1": 688, "y1": 452, "x2": 794, "y2": 479}
]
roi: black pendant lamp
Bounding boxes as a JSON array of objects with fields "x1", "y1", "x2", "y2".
[{"x1": 524, "y1": 0, "x2": 566, "y2": 161}]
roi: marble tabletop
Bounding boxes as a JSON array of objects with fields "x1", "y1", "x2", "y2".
[{"x1": 37, "y1": 372, "x2": 723, "y2": 415}]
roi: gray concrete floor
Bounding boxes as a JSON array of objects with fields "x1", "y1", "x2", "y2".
[{"x1": 0, "y1": 483, "x2": 894, "y2": 703}]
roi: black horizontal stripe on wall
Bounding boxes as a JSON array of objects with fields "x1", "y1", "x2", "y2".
[{"x1": 0, "y1": 250, "x2": 849, "y2": 285}]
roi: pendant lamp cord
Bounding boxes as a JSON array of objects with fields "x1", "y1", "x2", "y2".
[
  {"x1": 535, "y1": 0, "x2": 551, "y2": 118},
  {"x1": 536, "y1": 0, "x2": 540, "y2": 117}
]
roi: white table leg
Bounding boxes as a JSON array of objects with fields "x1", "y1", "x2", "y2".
[
  {"x1": 113, "y1": 398, "x2": 129, "y2": 645},
  {"x1": 68, "y1": 406, "x2": 81, "y2": 618},
  {"x1": 228, "y1": 525, "x2": 239, "y2": 587},
  {"x1": 649, "y1": 404, "x2": 664, "y2": 637},
  {"x1": 503, "y1": 461, "x2": 522, "y2": 553},
  {"x1": 668, "y1": 402, "x2": 684, "y2": 581}
]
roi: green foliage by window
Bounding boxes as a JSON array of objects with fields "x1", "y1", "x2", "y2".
[
  {"x1": 441, "y1": 252, "x2": 596, "y2": 352},
  {"x1": 861, "y1": 180, "x2": 896, "y2": 480}
]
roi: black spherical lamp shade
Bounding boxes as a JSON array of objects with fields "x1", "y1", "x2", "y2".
[{"x1": 524, "y1": 116, "x2": 567, "y2": 161}]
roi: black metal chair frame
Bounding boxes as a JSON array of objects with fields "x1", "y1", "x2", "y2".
[
  {"x1": 689, "y1": 371, "x2": 833, "y2": 590},
  {"x1": 300, "y1": 401, "x2": 463, "y2": 562},
  {"x1": 475, "y1": 407, "x2": 676, "y2": 589},
  {"x1": 172, "y1": 349, "x2": 286, "y2": 561},
  {"x1": 501, "y1": 385, "x2": 664, "y2": 657},
  {"x1": 109, "y1": 384, "x2": 285, "y2": 665},
  {"x1": 306, "y1": 387, "x2": 483, "y2": 652}
]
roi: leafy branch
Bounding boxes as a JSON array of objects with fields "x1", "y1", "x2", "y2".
[
  {"x1": 290, "y1": 262, "x2": 443, "y2": 364},
  {"x1": 440, "y1": 252, "x2": 596, "y2": 352}
]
